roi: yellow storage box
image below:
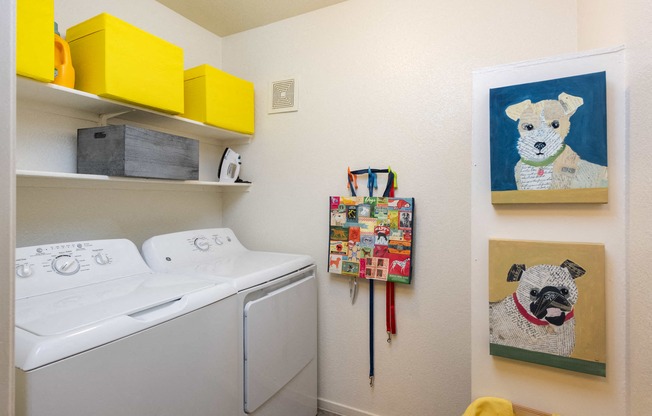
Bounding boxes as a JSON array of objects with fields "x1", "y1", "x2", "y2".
[
  {"x1": 184, "y1": 65, "x2": 254, "y2": 134},
  {"x1": 16, "y1": 0, "x2": 54, "y2": 82},
  {"x1": 66, "y1": 13, "x2": 184, "y2": 114}
]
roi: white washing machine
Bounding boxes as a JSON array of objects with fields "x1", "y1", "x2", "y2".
[
  {"x1": 142, "y1": 228, "x2": 317, "y2": 416},
  {"x1": 15, "y1": 238, "x2": 239, "y2": 416}
]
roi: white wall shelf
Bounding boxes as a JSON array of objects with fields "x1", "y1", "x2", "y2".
[
  {"x1": 16, "y1": 170, "x2": 251, "y2": 193},
  {"x1": 16, "y1": 77, "x2": 253, "y2": 192},
  {"x1": 16, "y1": 76, "x2": 252, "y2": 144}
]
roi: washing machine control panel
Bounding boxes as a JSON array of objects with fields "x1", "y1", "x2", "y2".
[
  {"x1": 142, "y1": 228, "x2": 246, "y2": 272},
  {"x1": 190, "y1": 232, "x2": 234, "y2": 252},
  {"x1": 15, "y1": 239, "x2": 151, "y2": 300}
]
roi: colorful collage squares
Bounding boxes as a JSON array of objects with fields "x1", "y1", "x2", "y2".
[{"x1": 328, "y1": 196, "x2": 415, "y2": 284}]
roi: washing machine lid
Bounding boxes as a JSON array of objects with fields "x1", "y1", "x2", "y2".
[
  {"x1": 15, "y1": 272, "x2": 235, "y2": 370},
  {"x1": 187, "y1": 251, "x2": 314, "y2": 291}
]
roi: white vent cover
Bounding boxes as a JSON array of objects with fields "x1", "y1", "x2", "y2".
[{"x1": 268, "y1": 78, "x2": 298, "y2": 114}]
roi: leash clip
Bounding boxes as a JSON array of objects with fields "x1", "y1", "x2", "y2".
[
  {"x1": 349, "y1": 276, "x2": 358, "y2": 305},
  {"x1": 388, "y1": 166, "x2": 398, "y2": 189},
  {"x1": 347, "y1": 167, "x2": 358, "y2": 190}
]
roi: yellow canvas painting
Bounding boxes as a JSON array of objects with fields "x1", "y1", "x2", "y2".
[{"x1": 488, "y1": 239, "x2": 606, "y2": 376}]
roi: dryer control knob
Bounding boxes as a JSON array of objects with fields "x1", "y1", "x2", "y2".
[
  {"x1": 16, "y1": 263, "x2": 33, "y2": 278},
  {"x1": 214, "y1": 236, "x2": 224, "y2": 245},
  {"x1": 52, "y1": 255, "x2": 81, "y2": 276},
  {"x1": 94, "y1": 252, "x2": 110, "y2": 265},
  {"x1": 194, "y1": 237, "x2": 210, "y2": 251}
]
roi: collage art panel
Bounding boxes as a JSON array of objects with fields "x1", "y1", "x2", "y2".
[{"x1": 328, "y1": 196, "x2": 414, "y2": 284}]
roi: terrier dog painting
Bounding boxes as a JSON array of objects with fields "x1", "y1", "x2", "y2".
[
  {"x1": 507, "y1": 93, "x2": 608, "y2": 191},
  {"x1": 488, "y1": 239, "x2": 606, "y2": 376},
  {"x1": 490, "y1": 72, "x2": 608, "y2": 204}
]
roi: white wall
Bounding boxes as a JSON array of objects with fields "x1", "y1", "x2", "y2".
[
  {"x1": 577, "y1": 0, "x2": 625, "y2": 50},
  {"x1": 16, "y1": 0, "x2": 228, "y2": 248},
  {"x1": 0, "y1": 0, "x2": 15, "y2": 414},
  {"x1": 623, "y1": 0, "x2": 652, "y2": 414},
  {"x1": 221, "y1": 1, "x2": 577, "y2": 414},
  {"x1": 577, "y1": 2, "x2": 652, "y2": 414}
]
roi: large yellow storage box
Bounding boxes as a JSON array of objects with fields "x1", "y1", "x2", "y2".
[
  {"x1": 66, "y1": 13, "x2": 184, "y2": 114},
  {"x1": 16, "y1": 0, "x2": 54, "y2": 82},
  {"x1": 184, "y1": 65, "x2": 254, "y2": 134}
]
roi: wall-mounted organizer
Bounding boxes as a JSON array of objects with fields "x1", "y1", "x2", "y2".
[
  {"x1": 16, "y1": 76, "x2": 252, "y2": 192},
  {"x1": 328, "y1": 167, "x2": 415, "y2": 386}
]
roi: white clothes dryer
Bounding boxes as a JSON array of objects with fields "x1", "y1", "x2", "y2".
[
  {"x1": 142, "y1": 228, "x2": 317, "y2": 416},
  {"x1": 15, "y1": 238, "x2": 239, "y2": 416}
]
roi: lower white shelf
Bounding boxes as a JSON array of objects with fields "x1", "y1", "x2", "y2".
[{"x1": 16, "y1": 170, "x2": 251, "y2": 193}]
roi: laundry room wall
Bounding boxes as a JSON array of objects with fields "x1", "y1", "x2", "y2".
[
  {"x1": 220, "y1": 1, "x2": 577, "y2": 414},
  {"x1": 622, "y1": 0, "x2": 652, "y2": 414},
  {"x1": 577, "y1": 0, "x2": 625, "y2": 50},
  {"x1": 16, "y1": 0, "x2": 229, "y2": 248}
]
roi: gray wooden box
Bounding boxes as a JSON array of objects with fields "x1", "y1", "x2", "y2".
[{"x1": 77, "y1": 125, "x2": 199, "y2": 180}]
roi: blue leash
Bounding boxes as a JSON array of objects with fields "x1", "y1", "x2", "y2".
[{"x1": 347, "y1": 168, "x2": 395, "y2": 387}]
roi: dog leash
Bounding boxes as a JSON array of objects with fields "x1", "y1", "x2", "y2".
[
  {"x1": 386, "y1": 167, "x2": 397, "y2": 343},
  {"x1": 346, "y1": 167, "x2": 397, "y2": 386}
]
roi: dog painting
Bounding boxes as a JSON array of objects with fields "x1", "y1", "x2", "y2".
[
  {"x1": 488, "y1": 239, "x2": 606, "y2": 376},
  {"x1": 507, "y1": 93, "x2": 608, "y2": 191},
  {"x1": 490, "y1": 260, "x2": 584, "y2": 357},
  {"x1": 490, "y1": 72, "x2": 608, "y2": 204}
]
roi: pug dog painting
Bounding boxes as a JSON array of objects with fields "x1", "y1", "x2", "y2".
[
  {"x1": 490, "y1": 72, "x2": 608, "y2": 204},
  {"x1": 490, "y1": 260, "x2": 584, "y2": 357},
  {"x1": 488, "y1": 239, "x2": 606, "y2": 377}
]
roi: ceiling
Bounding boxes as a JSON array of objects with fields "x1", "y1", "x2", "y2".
[{"x1": 156, "y1": 0, "x2": 347, "y2": 37}]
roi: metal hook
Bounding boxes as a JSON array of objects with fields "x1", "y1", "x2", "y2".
[
  {"x1": 369, "y1": 375, "x2": 374, "y2": 387},
  {"x1": 387, "y1": 331, "x2": 392, "y2": 343}
]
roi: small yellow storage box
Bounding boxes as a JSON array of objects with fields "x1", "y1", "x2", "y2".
[
  {"x1": 16, "y1": 0, "x2": 54, "y2": 82},
  {"x1": 184, "y1": 65, "x2": 254, "y2": 134},
  {"x1": 66, "y1": 13, "x2": 184, "y2": 114}
]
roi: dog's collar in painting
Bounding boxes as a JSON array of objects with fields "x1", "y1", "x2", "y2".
[
  {"x1": 512, "y1": 293, "x2": 574, "y2": 326},
  {"x1": 521, "y1": 144, "x2": 567, "y2": 167}
]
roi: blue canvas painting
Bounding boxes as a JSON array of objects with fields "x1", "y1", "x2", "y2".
[{"x1": 489, "y1": 72, "x2": 608, "y2": 204}]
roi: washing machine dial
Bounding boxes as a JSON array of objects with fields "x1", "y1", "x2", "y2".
[
  {"x1": 194, "y1": 237, "x2": 210, "y2": 251},
  {"x1": 214, "y1": 236, "x2": 224, "y2": 245},
  {"x1": 93, "y1": 252, "x2": 111, "y2": 265},
  {"x1": 52, "y1": 255, "x2": 81, "y2": 276},
  {"x1": 15, "y1": 263, "x2": 33, "y2": 278}
]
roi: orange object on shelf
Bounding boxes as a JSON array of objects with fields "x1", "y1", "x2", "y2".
[{"x1": 53, "y1": 23, "x2": 75, "y2": 88}]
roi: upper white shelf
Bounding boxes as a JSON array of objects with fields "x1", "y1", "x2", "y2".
[{"x1": 16, "y1": 76, "x2": 252, "y2": 144}]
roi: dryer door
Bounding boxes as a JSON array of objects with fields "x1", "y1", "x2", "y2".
[{"x1": 243, "y1": 271, "x2": 317, "y2": 413}]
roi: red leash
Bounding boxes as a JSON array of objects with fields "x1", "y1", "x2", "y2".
[{"x1": 386, "y1": 171, "x2": 397, "y2": 342}]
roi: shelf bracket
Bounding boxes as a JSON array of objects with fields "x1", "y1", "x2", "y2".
[{"x1": 99, "y1": 110, "x2": 136, "y2": 126}]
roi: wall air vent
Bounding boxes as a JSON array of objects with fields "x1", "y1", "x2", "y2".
[{"x1": 268, "y1": 78, "x2": 298, "y2": 114}]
